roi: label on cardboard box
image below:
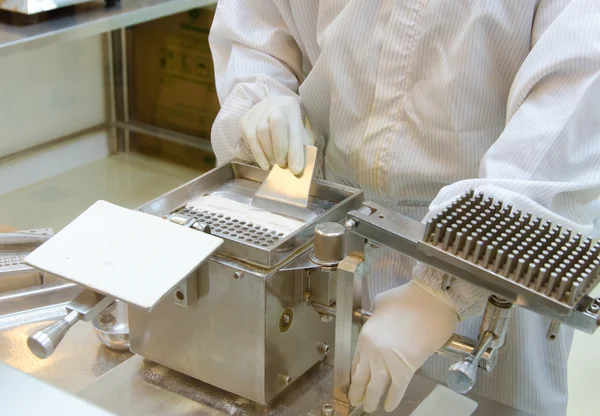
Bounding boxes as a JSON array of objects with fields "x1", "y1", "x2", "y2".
[
  {"x1": 154, "y1": 34, "x2": 219, "y2": 138},
  {"x1": 132, "y1": 8, "x2": 220, "y2": 139}
]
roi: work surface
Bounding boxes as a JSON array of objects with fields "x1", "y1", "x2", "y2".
[{"x1": 0, "y1": 284, "x2": 530, "y2": 416}]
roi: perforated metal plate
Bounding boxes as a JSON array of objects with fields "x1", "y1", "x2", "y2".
[
  {"x1": 181, "y1": 207, "x2": 285, "y2": 249},
  {"x1": 0, "y1": 254, "x2": 27, "y2": 272}
]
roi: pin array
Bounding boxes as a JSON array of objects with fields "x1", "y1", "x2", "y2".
[{"x1": 423, "y1": 190, "x2": 600, "y2": 306}]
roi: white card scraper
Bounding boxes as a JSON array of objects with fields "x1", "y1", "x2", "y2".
[{"x1": 252, "y1": 145, "x2": 317, "y2": 220}]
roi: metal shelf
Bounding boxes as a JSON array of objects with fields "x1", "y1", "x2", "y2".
[{"x1": 0, "y1": 0, "x2": 216, "y2": 57}]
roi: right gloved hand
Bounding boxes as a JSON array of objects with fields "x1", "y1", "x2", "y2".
[
  {"x1": 349, "y1": 280, "x2": 459, "y2": 412},
  {"x1": 240, "y1": 95, "x2": 314, "y2": 175}
]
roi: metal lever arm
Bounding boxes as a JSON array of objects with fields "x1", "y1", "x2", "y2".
[
  {"x1": 28, "y1": 310, "x2": 80, "y2": 358},
  {"x1": 27, "y1": 289, "x2": 115, "y2": 359},
  {"x1": 446, "y1": 331, "x2": 495, "y2": 394}
]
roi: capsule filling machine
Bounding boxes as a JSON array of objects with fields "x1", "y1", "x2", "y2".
[{"x1": 23, "y1": 160, "x2": 600, "y2": 415}]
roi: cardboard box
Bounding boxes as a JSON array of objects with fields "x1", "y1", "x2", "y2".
[
  {"x1": 130, "y1": 7, "x2": 219, "y2": 170},
  {"x1": 131, "y1": 7, "x2": 220, "y2": 139},
  {"x1": 130, "y1": 132, "x2": 216, "y2": 172}
]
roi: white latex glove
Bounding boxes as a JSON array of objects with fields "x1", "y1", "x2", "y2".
[
  {"x1": 349, "y1": 280, "x2": 459, "y2": 413},
  {"x1": 240, "y1": 95, "x2": 314, "y2": 175}
]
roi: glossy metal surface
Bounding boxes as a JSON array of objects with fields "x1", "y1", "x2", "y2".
[
  {"x1": 138, "y1": 161, "x2": 364, "y2": 268},
  {"x1": 27, "y1": 289, "x2": 115, "y2": 358},
  {"x1": 252, "y1": 146, "x2": 317, "y2": 219},
  {"x1": 0, "y1": 228, "x2": 52, "y2": 292},
  {"x1": 347, "y1": 202, "x2": 600, "y2": 332},
  {"x1": 0, "y1": 272, "x2": 528, "y2": 415},
  {"x1": 0, "y1": 231, "x2": 51, "y2": 250},
  {"x1": 0, "y1": 0, "x2": 217, "y2": 57},
  {"x1": 312, "y1": 222, "x2": 346, "y2": 266},
  {"x1": 447, "y1": 331, "x2": 496, "y2": 394},
  {"x1": 333, "y1": 255, "x2": 364, "y2": 414},
  {"x1": 28, "y1": 308, "x2": 80, "y2": 358},
  {"x1": 128, "y1": 259, "x2": 334, "y2": 405},
  {"x1": 92, "y1": 300, "x2": 129, "y2": 351},
  {"x1": 0, "y1": 284, "x2": 132, "y2": 393},
  {"x1": 479, "y1": 296, "x2": 513, "y2": 349},
  {"x1": 77, "y1": 355, "x2": 532, "y2": 415},
  {"x1": 0, "y1": 282, "x2": 80, "y2": 316}
]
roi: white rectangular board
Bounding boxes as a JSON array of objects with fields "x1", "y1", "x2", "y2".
[{"x1": 25, "y1": 200, "x2": 223, "y2": 310}]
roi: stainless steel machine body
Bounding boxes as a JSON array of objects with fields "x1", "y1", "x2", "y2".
[
  {"x1": 23, "y1": 164, "x2": 600, "y2": 415},
  {"x1": 130, "y1": 161, "x2": 364, "y2": 405}
]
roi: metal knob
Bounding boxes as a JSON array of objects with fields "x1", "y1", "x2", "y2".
[
  {"x1": 447, "y1": 331, "x2": 495, "y2": 394},
  {"x1": 447, "y1": 356, "x2": 478, "y2": 394},
  {"x1": 26, "y1": 289, "x2": 115, "y2": 359},
  {"x1": 27, "y1": 310, "x2": 80, "y2": 359},
  {"x1": 311, "y1": 222, "x2": 346, "y2": 266}
]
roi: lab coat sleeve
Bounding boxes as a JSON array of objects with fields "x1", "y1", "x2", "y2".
[
  {"x1": 208, "y1": 0, "x2": 304, "y2": 164},
  {"x1": 414, "y1": 0, "x2": 600, "y2": 320}
]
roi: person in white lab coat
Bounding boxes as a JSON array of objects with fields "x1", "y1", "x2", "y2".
[{"x1": 208, "y1": 1, "x2": 600, "y2": 415}]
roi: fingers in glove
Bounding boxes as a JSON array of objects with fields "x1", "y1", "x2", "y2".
[
  {"x1": 257, "y1": 117, "x2": 275, "y2": 164},
  {"x1": 269, "y1": 109, "x2": 289, "y2": 168},
  {"x1": 349, "y1": 351, "x2": 371, "y2": 407},
  {"x1": 384, "y1": 376, "x2": 410, "y2": 413},
  {"x1": 351, "y1": 344, "x2": 361, "y2": 378},
  {"x1": 383, "y1": 349, "x2": 413, "y2": 412},
  {"x1": 240, "y1": 102, "x2": 270, "y2": 170},
  {"x1": 362, "y1": 356, "x2": 391, "y2": 413},
  {"x1": 287, "y1": 114, "x2": 307, "y2": 176}
]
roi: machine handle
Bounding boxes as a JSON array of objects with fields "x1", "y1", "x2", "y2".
[
  {"x1": 446, "y1": 331, "x2": 495, "y2": 394},
  {"x1": 27, "y1": 310, "x2": 80, "y2": 359}
]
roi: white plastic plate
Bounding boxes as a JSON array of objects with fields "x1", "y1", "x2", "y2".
[{"x1": 25, "y1": 200, "x2": 223, "y2": 310}]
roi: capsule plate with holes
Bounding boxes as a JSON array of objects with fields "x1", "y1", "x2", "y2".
[{"x1": 138, "y1": 161, "x2": 364, "y2": 268}]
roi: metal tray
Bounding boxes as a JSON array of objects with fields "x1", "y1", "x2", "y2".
[{"x1": 138, "y1": 161, "x2": 364, "y2": 268}]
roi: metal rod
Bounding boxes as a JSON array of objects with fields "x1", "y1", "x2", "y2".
[
  {"x1": 114, "y1": 120, "x2": 213, "y2": 153},
  {"x1": 546, "y1": 320, "x2": 561, "y2": 341},
  {"x1": 120, "y1": 27, "x2": 130, "y2": 152},
  {"x1": 333, "y1": 256, "x2": 364, "y2": 407}
]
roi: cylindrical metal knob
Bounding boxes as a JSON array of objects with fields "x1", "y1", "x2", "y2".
[
  {"x1": 321, "y1": 403, "x2": 334, "y2": 416},
  {"x1": 447, "y1": 357, "x2": 478, "y2": 394},
  {"x1": 27, "y1": 310, "x2": 80, "y2": 359},
  {"x1": 311, "y1": 222, "x2": 346, "y2": 266},
  {"x1": 447, "y1": 331, "x2": 495, "y2": 394}
]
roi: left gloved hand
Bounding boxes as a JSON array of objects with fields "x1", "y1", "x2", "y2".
[{"x1": 349, "y1": 280, "x2": 459, "y2": 413}]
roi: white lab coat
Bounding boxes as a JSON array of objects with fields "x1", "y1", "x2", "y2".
[{"x1": 209, "y1": 1, "x2": 600, "y2": 415}]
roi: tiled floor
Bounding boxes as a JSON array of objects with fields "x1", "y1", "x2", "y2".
[{"x1": 0, "y1": 153, "x2": 598, "y2": 415}]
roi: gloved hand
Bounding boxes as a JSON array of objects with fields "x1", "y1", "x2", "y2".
[
  {"x1": 349, "y1": 280, "x2": 459, "y2": 413},
  {"x1": 240, "y1": 95, "x2": 314, "y2": 175}
]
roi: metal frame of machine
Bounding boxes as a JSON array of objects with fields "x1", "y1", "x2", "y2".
[{"x1": 23, "y1": 165, "x2": 600, "y2": 415}]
